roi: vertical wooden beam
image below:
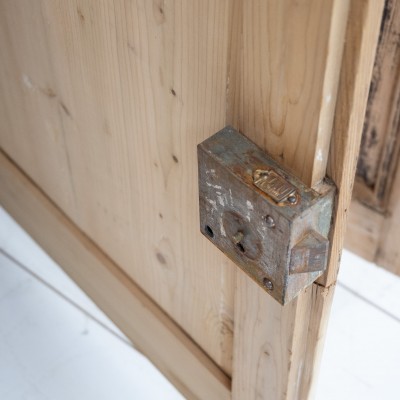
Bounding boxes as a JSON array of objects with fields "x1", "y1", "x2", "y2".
[
  {"x1": 230, "y1": 1, "x2": 384, "y2": 399},
  {"x1": 237, "y1": 0, "x2": 349, "y2": 187},
  {"x1": 323, "y1": 0, "x2": 386, "y2": 286}
]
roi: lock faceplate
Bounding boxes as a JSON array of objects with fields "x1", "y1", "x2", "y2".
[{"x1": 198, "y1": 126, "x2": 335, "y2": 304}]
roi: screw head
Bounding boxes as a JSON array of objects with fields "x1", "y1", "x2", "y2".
[
  {"x1": 288, "y1": 194, "x2": 297, "y2": 204},
  {"x1": 263, "y1": 277, "x2": 273, "y2": 291},
  {"x1": 264, "y1": 215, "x2": 275, "y2": 228}
]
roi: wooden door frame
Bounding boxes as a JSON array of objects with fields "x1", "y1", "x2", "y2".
[
  {"x1": 0, "y1": 1, "x2": 384, "y2": 399},
  {"x1": 346, "y1": 0, "x2": 400, "y2": 276},
  {"x1": 228, "y1": 1, "x2": 384, "y2": 398}
]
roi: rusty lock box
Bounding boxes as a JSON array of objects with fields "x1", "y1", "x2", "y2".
[{"x1": 197, "y1": 126, "x2": 335, "y2": 304}]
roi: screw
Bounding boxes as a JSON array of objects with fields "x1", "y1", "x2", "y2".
[
  {"x1": 288, "y1": 194, "x2": 297, "y2": 204},
  {"x1": 264, "y1": 215, "x2": 275, "y2": 228},
  {"x1": 263, "y1": 278, "x2": 273, "y2": 291}
]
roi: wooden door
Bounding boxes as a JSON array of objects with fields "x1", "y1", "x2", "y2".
[
  {"x1": 0, "y1": 1, "x2": 384, "y2": 399},
  {"x1": 346, "y1": 0, "x2": 400, "y2": 276}
]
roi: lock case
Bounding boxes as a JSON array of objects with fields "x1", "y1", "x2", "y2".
[{"x1": 198, "y1": 126, "x2": 335, "y2": 304}]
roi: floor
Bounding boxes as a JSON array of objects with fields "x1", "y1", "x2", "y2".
[{"x1": 0, "y1": 206, "x2": 399, "y2": 400}]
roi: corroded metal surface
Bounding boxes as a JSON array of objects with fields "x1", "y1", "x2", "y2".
[
  {"x1": 253, "y1": 168, "x2": 299, "y2": 205},
  {"x1": 198, "y1": 126, "x2": 335, "y2": 304},
  {"x1": 289, "y1": 231, "x2": 329, "y2": 275}
]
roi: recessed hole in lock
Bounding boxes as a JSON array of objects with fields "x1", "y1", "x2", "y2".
[
  {"x1": 222, "y1": 211, "x2": 262, "y2": 261},
  {"x1": 236, "y1": 242, "x2": 245, "y2": 253},
  {"x1": 263, "y1": 277, "x2": 274, "y2": 291},
  {"x1": 205, "y1": 225, "x2": 214, "y2": 238}
]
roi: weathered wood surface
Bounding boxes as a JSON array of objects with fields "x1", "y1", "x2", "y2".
[
  {"x1": 0, "y1": 0, "x2": 386, "y2": 398},
  {"x1": 232, "y1": 0, "x2": 349, "y2": 188},
  {"x1": 355, "y1": 0, "x2": 400, "y2": 211},
  {"x1": 346, "y1": 0, "x2": 400, "y2": 277},
  {"x1": 346, "y1": 199, "x2": 384, "y2": 262}
]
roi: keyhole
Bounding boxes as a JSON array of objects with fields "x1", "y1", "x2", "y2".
[
  {"x1": 205, "y1": 225, "x2": 214, "y2": 238},
  {"x1": 236, "y1": 242, "x2": 245, "y2": 253},
  {"x1": 233, "y1": 231, "x2": 245, "y2": 254}
]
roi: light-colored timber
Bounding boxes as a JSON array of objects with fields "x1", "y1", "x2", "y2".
[
  {"x1": 353, "y1": 0, "x2": 400, "y2": 211},
  {"x1": 233, "y1": 0, "x2": 349, "y2": 188},
  {"x1": 346, "y1": 0, "x2": 400, "y2": 277},
  {"x1": 347, "y1": 166, "x2": 400, "y2": 277},
  {"x1": 346, "y1": 200, "x2": 384, "y2": 263},
  {"x1": 0, "y1": 150, "x2": 231, "y2": 400},
  {"x1": 377, "y1": 164, "x2": 400, "y2": 275},
  {"x1": 230, "y1": 0, "x2": 384, "y2": 398}
]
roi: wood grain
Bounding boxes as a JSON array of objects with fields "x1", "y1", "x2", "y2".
[
  {"x1": 345, "y1": 199, "x2": 384, "y2": 262},
  {"x1": 323, "y1": 0, "x2": 386, "y2": 285},
  {"x1": 346, "y1": 0, "x2": 400, "y2": 277},
  {"x1": 0, "y1": 149, "x2": 231, "y2": 400},
  {"x1": 0, "y1": 0, "x2": 235, "y2": 375},
  {"x1": 236, "y1": 0, "x2": 349, "y2": 187},
  {"x1": 0, "y1": 0, "x2": 387, "y2": 398},
  {"x1": 347, "y1": 163, "x2": 400, "y2": 277},
  {"x1": 355, "y1": 0, "x2": 400, "y2": 211},
  {"x1": 233, "y1": 273, "x2": 335, "y2": 400},
  {"x1": 231, "y1": 0, "x2": 384, "y2": 398},
  {"x1": 377, "y1": 163, "x2": 400, "y2": 275}
]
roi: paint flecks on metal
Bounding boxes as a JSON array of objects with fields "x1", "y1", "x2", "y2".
[
  {"x1": 206, "y1": 182, "x2": 222, "y2": 190},
  {"x1": 198, "y1": 126, "x2": 336, "y2": 305}
]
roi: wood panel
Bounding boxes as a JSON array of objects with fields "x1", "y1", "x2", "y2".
[
  {"x1": 345, "y1": 200, "x2": 384, "y2": 262},
  {"x1": 236, "y1": 0, "x2": 349, "y2": 188},
  {"x1": 232, "y1": 274, "x2": 336, "y2": 400},
  {"x1": 0, "y1": 150, "x2": 230, "y2": 400},
  {"x1": 377, "y1": 163, "x2": 400, "y2": 275},
  {"x1": 323, "y1": 0, "x2": 387, "y2": 286},
  {"x1": 0, "y1": 0, "x2": 235, "y2": 375},
  {"x1": 0, "y1": 1, "x2": 387, "y2": 398},
  {"x1": 230, "y1": 0, "x2": 384, "y2": 398},
  {"x1": 355, "y1": 0, "x2": 400, "y2": 211},
  {"x1": 346, "y1": 166, "x2": 400, "y2": 276}
]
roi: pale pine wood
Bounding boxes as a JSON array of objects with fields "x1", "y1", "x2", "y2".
[
  {"x1": 345, "y1": 199, "x2": 384, "y2": 262},
  {"x1": 236, "y1": 0, "x2": 349, "y2": 187},
  {"x1": 346, "y1": 164, "x2": 400, "y2": 276},
  {"x1": 0, "y1": 0, "x2": 235, "y2": 375},
  {"x1": 233, "y1": 274, "x2": 335, "y2": 400},
  {"x1": 231, "y1": 0, "x2": 384, "y2": 398},
  {"x1": 345, "y1": 0, "x2": 400, "y2": 277},
  {"x1": 0, "y1": 1, "x2": 387, "y2": 398},
  {"x1": 0, "y1": 150, "x2": 231, "y2": 400},
  {"x1": 231, "y1": 0, "x2": 350, "y2": 397}
]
